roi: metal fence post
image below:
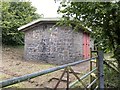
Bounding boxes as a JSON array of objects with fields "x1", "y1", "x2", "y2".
[
  {"x1": 90, "y1": 48, "x2": 93, "y2": 89},
  {"x1": 98, "y1": 51, "x2": 104, "y2": 89}
]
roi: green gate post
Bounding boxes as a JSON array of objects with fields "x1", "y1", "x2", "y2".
[{"x1": 98, "y1": 51, "x2": 104, "y2": 89}]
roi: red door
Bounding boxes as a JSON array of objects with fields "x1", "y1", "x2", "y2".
[{"x1": 83, "y1": 32, "x2": 90, "y2": 59}]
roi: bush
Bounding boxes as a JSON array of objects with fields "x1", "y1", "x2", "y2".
[
  {"x1": 104, "y1": 65, "x2": 118, "y2": 88},
  {"x1": 1, "y1": 1, "x2": 41, "y2": 45}
]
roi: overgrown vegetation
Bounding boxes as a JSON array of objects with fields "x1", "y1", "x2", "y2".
[
  {"x1": 104, "y1": 53, "x2": 118, "y2": 88},
  {"x1": 104, "y1": 64, "x2": 118, "y2": 88},
  {"x1": 57, "y1": 1, "x2": 120, "y2": 88},
  {"x1": 1, "y1": 1, "x2": 41, "y2": 45}
]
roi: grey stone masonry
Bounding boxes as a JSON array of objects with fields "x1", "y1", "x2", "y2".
[{"x1": 24, "y1": 23, "x2": 85, "y2": 65}]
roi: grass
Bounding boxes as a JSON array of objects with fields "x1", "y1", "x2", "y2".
[
  {"x1": 0, "y1": 73, "x2": 10, "y2": 81},
  {"x1": 104, "y1": 53, "x2": 118, "y2": 88},
  {"x1": 4, "y1": 83, "x2": 25, "y2": 88},
  {"x1": 2, "y1": 45, "x2": 57, "y2": 88},
  {"x1": 71, "y1": 53, "x2": 118, "y2": 88},
  {"x1": 1, "y1": 46, "x2": 100, "y2": 88},
  {"x1": 0, "y1": 73, "x2": 25, "y2": 88}
]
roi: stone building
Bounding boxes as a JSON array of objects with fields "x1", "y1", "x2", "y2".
[{"x1": 18, "y1": 18, "x2": 94, "y2": 65}]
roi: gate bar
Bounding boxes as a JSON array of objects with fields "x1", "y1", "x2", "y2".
[
  {"x1": 69, "y1": 68, "x2": 97, "y2": 88},
  {"x1": 87, "y1": 78, "x2": 98, "y2": 88},
  {"x1": 0, "y1": 57, "x2": 96, "y2": 88}
]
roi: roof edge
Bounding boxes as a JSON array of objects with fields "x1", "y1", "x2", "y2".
[{"x1": 18, "y1": 17, "x2": 61, "y2": 31}]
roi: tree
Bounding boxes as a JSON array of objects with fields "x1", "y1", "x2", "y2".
[
  {"x1": 57, "y1": 1, "x2": 120, "y2": 87},
  {"x1": 1, "y1": 1, "x2": 41, "y2": 45}
]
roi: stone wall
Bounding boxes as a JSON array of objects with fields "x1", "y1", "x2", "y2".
[
  {"x1": 24, "y1": 23, "x2": 88, "y2": 65},
  {"x1": 90, "y1": 38, "x2": 94, "y2": 51}
]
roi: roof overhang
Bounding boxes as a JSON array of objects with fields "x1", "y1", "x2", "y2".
[
  {"x1": 18, "y1": 17, "x2": 92, "y2": 33},
  {"x1": 18, "y1": 17, "x2": 61, "y2": 31}
]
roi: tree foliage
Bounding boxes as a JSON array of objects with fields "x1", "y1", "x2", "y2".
[
  {"x1": 58, "y1": 1, "x2": 120, "y2": 51},
  {"x1": 58, "y1": 1, "x2": 120, "y2": 87},
  {"x1": 1, "y1": 1, "x2": 41, "y2": 45}
]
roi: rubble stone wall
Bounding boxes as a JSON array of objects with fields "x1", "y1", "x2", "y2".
[{"x1": 24, "y1": 23, "x2": 93, "y2": 64}]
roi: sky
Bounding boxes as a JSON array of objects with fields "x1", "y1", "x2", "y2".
[{"x1": 29, "y1": 0, "x2": 61, "y2": 18}]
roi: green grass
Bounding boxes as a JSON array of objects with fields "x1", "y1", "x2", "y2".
[
  {"x1": 104, "y1": 64, "x2": 118, "y2": 88},
  {"x1": 104, "y1": 53, "x2": 118, "y2": 88}
]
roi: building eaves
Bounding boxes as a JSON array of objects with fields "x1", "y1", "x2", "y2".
[{"x1": 18, "y1": 17, "x2": 61, "y2": 31}]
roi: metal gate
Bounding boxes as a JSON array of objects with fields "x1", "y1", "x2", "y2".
[{"x1": 0, "y1": 50, "x2": 104, "y2": 89}]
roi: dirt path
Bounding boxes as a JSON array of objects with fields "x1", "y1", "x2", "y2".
[{"x1": 1, "y1": 46, "x2": 92, "y2": 88}]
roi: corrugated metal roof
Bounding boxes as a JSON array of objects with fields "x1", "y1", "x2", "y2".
[{"x1": 18, "y1": 17, "x2": 61, "y2": 31}]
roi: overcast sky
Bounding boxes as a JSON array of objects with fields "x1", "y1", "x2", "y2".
[{"x1": 29, "y1": 0, "x2": 61, "y2": 18}]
